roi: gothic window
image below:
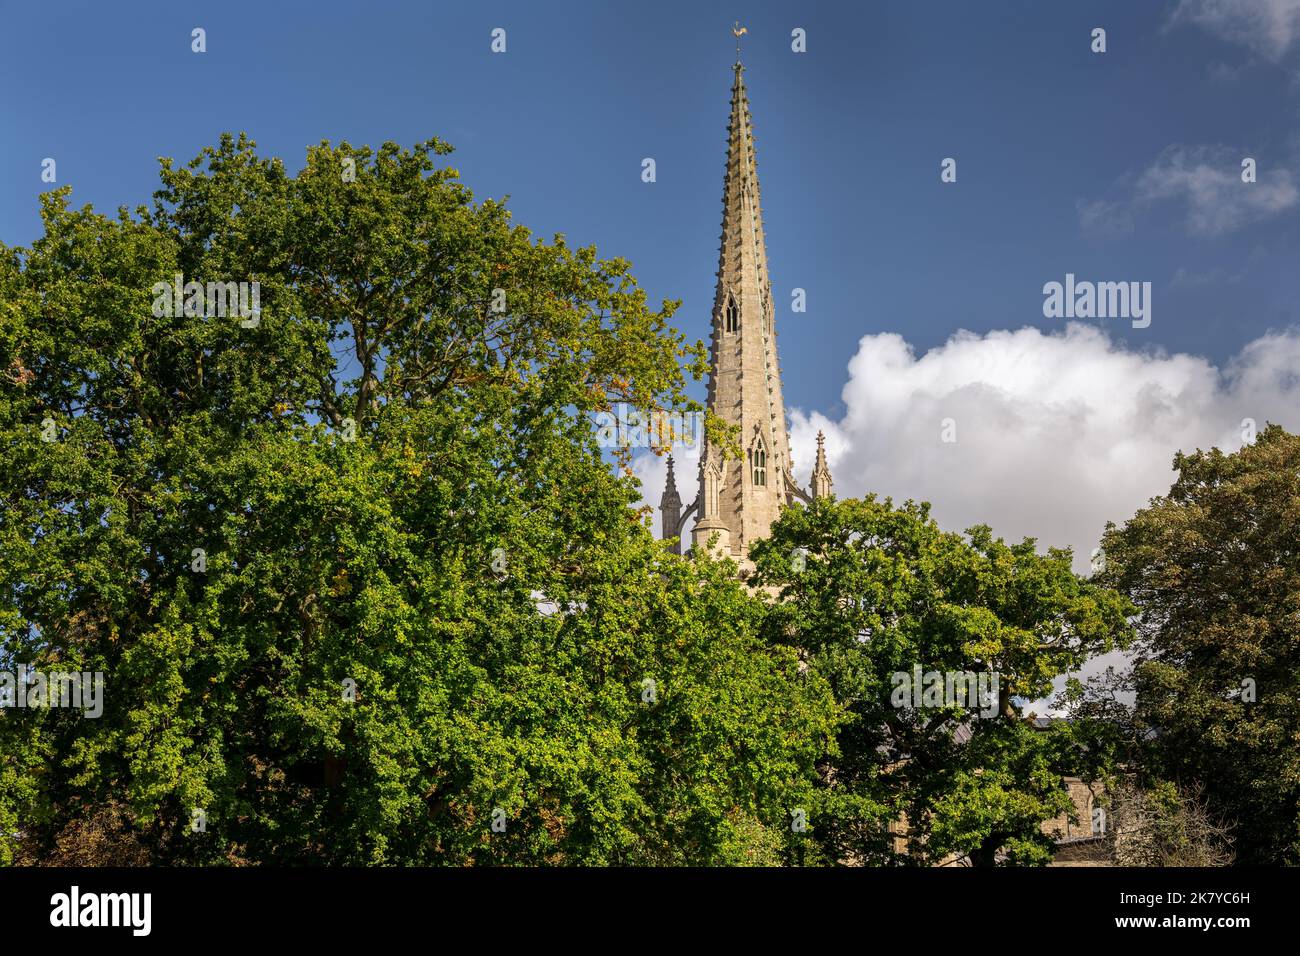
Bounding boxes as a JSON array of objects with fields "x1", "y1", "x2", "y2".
[
  {"x1": 724, "y1": 294, "x2": 738, "y2": 334},
  {"x1": 704, "y1": 463, "x2": 721, "y2": 516},
  {"x1": 750, "y1": 438, "x2": 767, "y2": 487}
]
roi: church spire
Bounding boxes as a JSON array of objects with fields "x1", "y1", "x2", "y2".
[
  {"x1": 659, "y1": 34, "x2": 819, "y2": 567},
  {"x1": 688, "y1": 43, "x2": 798, "y2": 563}
]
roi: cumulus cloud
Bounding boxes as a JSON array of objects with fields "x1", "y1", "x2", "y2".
[
  {"x1": 786, "y1": 322, "x2": 1300, "y2": 574},
  {"x1": 1170, "y1": 0, "x2": 1300, "y2": 61}
]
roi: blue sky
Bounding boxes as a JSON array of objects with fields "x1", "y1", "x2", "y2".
[{"x1": 4, "y1": 0, "x2": 1299, "y2": 425}]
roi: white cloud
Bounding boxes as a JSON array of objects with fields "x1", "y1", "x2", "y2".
[
  {"x1": 1170, "y1": 0, "x2": 1300, "y2": 61},
  {"x1": 1135, "y1": 145, "x2": 1299, "y2": 236},
  {"x1": 1081, "y1": 145, "x2": 1298, "y2": 238},
  {"x1": 1076, "y1": 197, "x2": 1134, "y2": 238},
  {"x1": 777, "y1": 322, "x2": 1300, "y2": 576}
]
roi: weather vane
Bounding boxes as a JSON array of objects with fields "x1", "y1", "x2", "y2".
[{"x1": 733, "y1": 21, "x2": 747, "y2": 59}]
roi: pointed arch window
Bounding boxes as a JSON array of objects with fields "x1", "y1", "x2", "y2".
[
  {"x1": 724, "y1": 294, "x2": 739, "y2": 334},
  {"x1": 704, "y1": 462, "x2": 722, "y2": 517},
  {"x1": 749, "y1": 437, "x2": 767, "y2": 487}
]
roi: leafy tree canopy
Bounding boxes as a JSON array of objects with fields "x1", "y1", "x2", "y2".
[
  {"x1": 1098, "y1": 423, "x2": 1300, "y2": 865},
  {"x1": 0, "y1": 134, "x2": 830, "y2": 865},
  {"x1": 751, "y1": 496, "x2": 1135, "y2": 865}
]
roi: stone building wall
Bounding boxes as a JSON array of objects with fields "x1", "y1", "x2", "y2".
[{"x1": 1040, "y1": 777, "x2": 1101, "y2": 842}]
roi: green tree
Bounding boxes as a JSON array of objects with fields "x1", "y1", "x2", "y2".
[
  {"x1": 0, "y1": 134, "x2": 833, "y2": 865},
  {"x1": 1098, "y1": 423, "x2": 1300, "y2": 865},
  {"x1": 751, "y1": 496, "x2": 1134, "y2": 866}
]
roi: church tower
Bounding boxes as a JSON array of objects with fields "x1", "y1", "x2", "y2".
[{"x1": 661, "y1": 43, "x2": 832, "y2": 566}]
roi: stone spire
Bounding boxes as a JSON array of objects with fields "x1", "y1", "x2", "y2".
[
  {"x1": 659, "y1": 454, "x2": 683, "y2": 555},
  {"x1": 689, "y1": 55, "x2": 797, "y2": 562},
  {"x1": 811, "y1": 430, "x2": 834, "y2": 499}
]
